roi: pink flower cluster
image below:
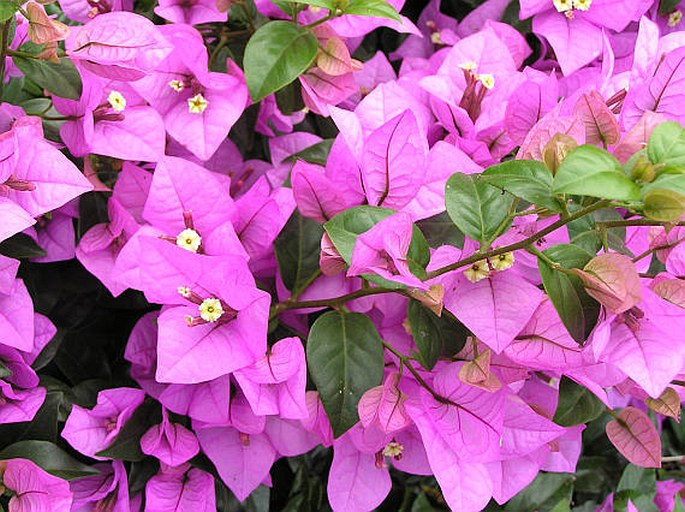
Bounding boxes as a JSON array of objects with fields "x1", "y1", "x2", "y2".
[{"x1": 3, "y1": 0, "x2": 685, "y2": 510}]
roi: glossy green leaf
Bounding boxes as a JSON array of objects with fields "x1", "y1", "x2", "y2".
[
  {"x1": 553, "y1": 377, "x2": 605, "y2": 426},
  {"x1": 482, "y1": 159, "x2": 561, "y2": 211},
  {"x1": 323, "y1": 205, "x2": 430, "y2": 284},
  {"x1": 344, "y1": 0, "x2": 401, "y2": 20},
  {"x1": 407, "y1": 300, "x2": 463, "y2": 370},
  {"x1": 306, "y1": 311, "x2": 384, "y2": 437},
  {"x1": 244, "y1": 21, "x2": 318, "y2": 102},
  {"x1": 553, "y1": 145, "x2": 641, "y2": 201},
  {"x1": 445, "y1": 172, "x2": 514, "y2": 245},
  {"x1": 0, "y1": 441, "x2": 99, "y2": 480},
  {"x1": 275, "y1": 211, "x2": 323, "y2": 296},
  {"x1": 12, "y1": 52, "x2": 82, "y2": 101},
  {"x1": 0, "y1": 233, "x2": 45, "y2": 259},
  {"x1": 416, "y1": 211, "x2": 465, "y2": 249},
  {"x1": 647, "y1": 121, "x2": 685, "y2": 167},
  {"x1": 538, "y1": 244, "x2": 596, "y2": 343},
  {"x1": 285, "y1": 139, "x2": 334, "y2": 166}
]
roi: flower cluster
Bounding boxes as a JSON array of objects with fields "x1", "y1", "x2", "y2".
[{"x1": 3, "y1": 0, "x2": 685, "y2": 511}]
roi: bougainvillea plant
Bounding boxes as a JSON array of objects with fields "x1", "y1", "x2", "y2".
[{"x1": 4, "y1": 0, "x2": 685, "y2": 509}]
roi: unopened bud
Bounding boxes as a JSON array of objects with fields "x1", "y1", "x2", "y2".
[{"x1": 542, "y1": 133, "x2": 577, "y2": 175}]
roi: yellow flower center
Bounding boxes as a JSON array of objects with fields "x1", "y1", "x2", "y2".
[
  {"x1": 553, "y1": 0, "x2": 573, "y2": 11},
  {"x1": 199, "y1": 298, "x2": 224, "y2": 322},
  {"x1": 177, "y1": 286, "x2": 191, "y2": 298},
  {"x1": 188, "y1": 93, "x2": 209, "y2": 114},
  {"x1": 168, "y1": 79, "x2": 185, "y2": 92},
  {"x1": 490, "y1": 252, "x2": 515, "y2": 272},
  {"x1": 464, "y1": 260, "x2": 490, "y2": 283},
  {"x1": 107, "y1": 91, "x2": 126, "y2": 112},
  {"x1": 175, "y1": 228, "x2": 202, "y2": 253},
  {"x1": 382, "y1": 442, "x2": 404, "y2": 458},
  {"x1": 476, "y1": 73, "x2": 495, "y2": 90},
  {"x1": 553, "y1": 0, "x2": 591, "y2": 13},
  {"x1": 431, "y1": 32, "x2": 442, "y2": 45},
  {"x1": 669, "y1": 10, "x2": 682, "y2": 27},
  {"x1": 573, "y1": 0, "x2": 592, "y2": 11},
  {"x1": 458, "y1": 61, "x2": 478, "y2": 71}
]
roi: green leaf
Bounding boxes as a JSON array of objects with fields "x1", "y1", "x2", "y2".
[
  {"x1": 275, "y1": 79, "x2": 306, "y2": 116},
  {"x1": 288, "y1": 0, "x2": 336, "y2": 8},
  {"x1": 567, "y1": 207, "x2": 627, "y2": 255},
  {"x1": 643, "y1": 188, "x2": 685, "y2": 222},
  {"x1": 96, "y1": 399, "x2": 161, "y2": 461},
  {"x1": 538, "y1": 244, "x2": 596, "y2": 343},
  {"x1": 285, "y1": 139, "x2": 334, "y2": 166},
  {"x1": 553, "y1": 377, "x2": 605, "y2": 426},
  {"x1": 344, "y1": 0, "x2": 401, "y2": 21},
  {"x1": 12, "y1": 52, "x2": 82, "y2": 101},
  {"x1": 407, "y1": 300, "x2": 463, "y2": 370},
  {"x1": 613, "y1": 464, "x2": 658, "y2": 512},
  {"x1": 306, "y1": 311, "x2": 384, "y2": 437},
  {"x1": 482, "y1": 160, "x2": 562, "y2": 212},
  {"x1": 0, "y1": 233, "x2": 46, "y2": 259},
  {"x1": 553, "y1": 145, "x2": 641, "y2": 201},
  {"x1": 244, "y1": 21, "x2": 318, "y2": 102},
  {"x1": 0, "y1": 1, "x2": 18, "y2": 22},
  {"x1": 275, "y1": 211, "x2": 324, "y2": 296},
  {"x1": 323, "y1": 205, "x2": 430, "y2": 285},
  {"x1": 659, "y1": 0, "x2": 681, "y2": 15},
  {"x1": 445, "y1": 172, "x2": 514, "y2": 245},
  {"x1": 617, "y1": 464, "x2": 656, "y2": 494},
  {"x1": 416, "y1": 211, "x2": 464, "y2": 249},
  {"x1": 642, "y1": 172, "x2": 685, "y2": 197},
  {"x1": 504, "y1": 473, "x2": 574, "y2": 512},
  {"x1": 647, "y1": 121, "x2": 685, "y2": 167},
  {"x1": 0, "y1": 361, "x2": 11, "y2": 379},
  {"x1": 0, "y1": 441, "x2": 99, "y2": 480}
]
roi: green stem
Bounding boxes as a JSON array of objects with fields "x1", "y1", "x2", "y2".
[
  {"x1": 5, "y1": 48, "x2": 38, "y2": 59},
  {"x1": 596, "y1": 219, "x2": 685, "y2": 228},
  {"x1": 303, "y1": 12, "x2": 335, "y2": 29},
  {"x1": 269, "y1": 286, "x2": 398, "y2": 320},
  {"x1": 426, "y1": 200, "x2": 612, "y2": 279},
  {"x1": 526, "y1": 246, "x2": 576, "y2": 276},
  {"x1": 0, "y1": 21, "x2": 10, "y2": 102},
  {"x1": 381, "y1": 341, "x2": 455, "y2": 406},
  {"x1": 237, "y1": 1, "x2": 256, "y2": 32}
]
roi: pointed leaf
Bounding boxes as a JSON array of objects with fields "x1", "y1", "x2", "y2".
[
  {"x1": 0, "y1": 441, "x2": 99, "y2": 480},
  {"x1": 306, "y1": 311, "x2": 384, "y2": 437},
  {"x1": 482, "y1": 160, "x2": 561, "y2": 212},
  {"x1": 645, "y1": 387, "x2": 681, "y2": 421},
  {"x1": 275, "y1": 211, "x2": 323, "y2": 295},
  {"x1": 553, "y1": 377, "x2": 605, "y2": 426},
  {"x1": 407, "y1": 299, "x2": 464, "y2": 370},
  {"x1": 647, "y1": 121, "x2": 685, "y2": 167},
  {"x1": 553, "y1": 145, "x2": 641, "y2": 201},
  {"x1": 344, "y1": 0, "x2": 401, "y2": 21},
  {"x1": 538, "y1": 244, "x2": 597, "y2": 343},
  {"x1": 445, "y1": 172, "x2": 514, "y2": 245},
  {"x1": 606, "y1": 407, "x2": 662, "y2": 468},
  {"x1": 244, "y1": 21, "x2": 318, "y2": 101},
  {"x1": 13, "y1": 52, "x2": 82, "y2": 100}
]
